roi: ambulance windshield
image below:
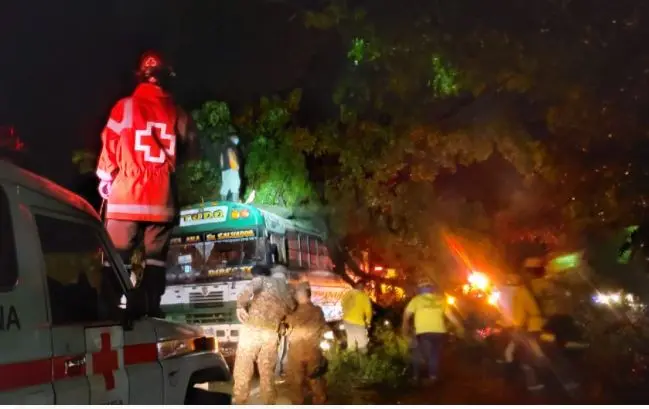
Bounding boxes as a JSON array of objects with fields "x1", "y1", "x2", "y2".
[{"x1": 166, "y1": 238, "x2": 265, "y2": 284}]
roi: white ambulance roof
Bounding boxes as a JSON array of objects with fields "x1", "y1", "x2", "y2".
[{"x1": 0, "y1": 160, "x2": 99, "y2": 220}]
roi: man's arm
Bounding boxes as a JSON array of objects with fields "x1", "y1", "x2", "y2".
[
  {"x1": 444, "y1": 305, "x2": 464, "y2": 337},
  {"x1": 281, "y1": 283, "x2": 297, "y2": 313},
  {"x1": 363, "y1": 294, "x2": 373, "y2": 327},
  {"x1": 401, "y1": 299, "x2": 416, "y2": 336},
  {"x1": 96, "y1": 99, "x2": 130, "y2": 182},
  {"x1": 236, "y1": 277, "x2": 264, "y2": 309}
]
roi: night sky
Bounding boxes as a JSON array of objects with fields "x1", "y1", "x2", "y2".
[{"x1": 0, "y1": 0, "x2": 339, "y2": 187}]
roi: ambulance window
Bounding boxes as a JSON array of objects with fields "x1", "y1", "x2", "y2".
[
  {"x1": 0, "y1": 187, "x2": 18, "y2": 290},
  {"x1": 34, "y1": 214, "x2": 118, "y2": 325}
]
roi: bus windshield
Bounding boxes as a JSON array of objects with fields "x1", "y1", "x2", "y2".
[{"x1": 166, "y1": 238, "x2": 265, "y2": 284}]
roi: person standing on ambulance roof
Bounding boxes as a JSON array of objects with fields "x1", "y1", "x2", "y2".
[{"x1": 96, "y1": 51, "x2": 198, "y2": 318}]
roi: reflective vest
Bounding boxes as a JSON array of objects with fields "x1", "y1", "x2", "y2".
[
  {"x1": 405, "y1": 293, "x2": 447, "y2": 334},
  {"x1": 512, "y1": 284, "x2": 545, "y2": 332},
  {"x1": 341, "y1": 289, "x2": 372, "y2": 327},
  {"x1": 220, "y1": 145, "x2": 240, "y2": 171},
  {"x1": 96, "y1": 84, "x2": 195, "y2": 222}
]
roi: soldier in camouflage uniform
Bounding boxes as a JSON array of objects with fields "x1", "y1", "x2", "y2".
[
  {"x1": 232, "y1": 265, "x2": 296, "y2": 404},
  {"x1": 285, "y1": 282, "x2": 328, "y2": 404}
]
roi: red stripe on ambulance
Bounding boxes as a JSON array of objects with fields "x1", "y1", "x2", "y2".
[{"x1": 0, "y1": 343, "x2": 160, "y2": 392}]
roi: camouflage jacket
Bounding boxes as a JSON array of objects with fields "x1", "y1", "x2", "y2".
[
  {"x1": 286, "y1": 302, "x2": 328, "y2": 346},
  {"x1": 237, "y1": 272, "x2": 296, "y2": 330}
]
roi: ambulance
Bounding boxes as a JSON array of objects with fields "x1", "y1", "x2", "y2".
[{"x1": 0, "y1": 160, "x2": 232, "y2": 404}]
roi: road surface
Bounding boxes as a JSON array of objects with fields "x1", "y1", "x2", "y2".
[{"x1": 247, "y1": 378, "x2": 292, "y2": 404}]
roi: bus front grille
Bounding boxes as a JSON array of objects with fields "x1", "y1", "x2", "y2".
[
  {"x1": 185, "y1": 311, "x2": 234, "y2": 325},
  {"x1": 189, "y1": 291, "x2": 224, "y2": 308}
]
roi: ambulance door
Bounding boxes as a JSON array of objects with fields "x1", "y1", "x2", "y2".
[
  {"x1": 31, "y1": 209, "x2": 128, "y2": 404},
  {"x1": 0, "y1": 184, "x2": 54, "y2": 404},
  {"x1": 123, "y1": 319, "x2": 164, "y2": 404}
]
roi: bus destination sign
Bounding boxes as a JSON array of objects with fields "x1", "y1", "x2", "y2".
[
  {"x1": 206, "y1": 229, "x2": 256, "y2": 242},
  {"x1": 180, "y1": 206, "x2": 228, "y2": 227}
]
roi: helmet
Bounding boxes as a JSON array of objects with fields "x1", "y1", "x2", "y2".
[
  {"x1": 137, "y1": 50, "x2": 175, "y2": 86},
  {"x1": 416, "y1": 279, "x2": 436, "y2": 294}
]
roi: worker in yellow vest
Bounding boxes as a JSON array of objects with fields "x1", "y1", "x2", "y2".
[
  {"x1": 341, "y1": 281, "x2": 373, "y2": 351},
  {"x1": 401, "y1": 280, "x2": 462, "y2": 383},
  {"x1": 505, "y1": 258, "x2": 547, "y2": 391}
]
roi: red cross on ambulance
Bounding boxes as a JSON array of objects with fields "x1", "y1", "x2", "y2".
[{"x1": 85, "y1": 326, "x2": 127, "y2": 404}]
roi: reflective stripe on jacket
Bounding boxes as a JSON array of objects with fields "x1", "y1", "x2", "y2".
[{"x1": 96, "y1": 83, "x2": 196, "y2": 222}]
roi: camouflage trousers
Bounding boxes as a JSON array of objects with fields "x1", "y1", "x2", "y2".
[
  {"x1": 233, "y1": 325, "x2": 280, "y2": 404},
  {"x1": 286, "y1": 343, "x2": 327, "y2": 404}
]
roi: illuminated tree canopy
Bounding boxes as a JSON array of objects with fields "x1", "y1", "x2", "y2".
[{"x1": 71, "y1": 0, "x2": 649, "y2": 285}]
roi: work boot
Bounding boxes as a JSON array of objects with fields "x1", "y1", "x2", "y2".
[
  {"x1": 140, "y1": 264, "x2": 166, "y2": 318},
  {"x1": 146, "y1": 292, "x2": 165, "y2": 318}
]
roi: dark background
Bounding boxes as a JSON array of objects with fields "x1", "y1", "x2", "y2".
[{"x1": 0, "y1": 0, "x2": 340, "y2": 186}]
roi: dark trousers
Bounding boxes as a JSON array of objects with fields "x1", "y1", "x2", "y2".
[
  {"x1": 104, "y1": 219, "x2": 173, "y2": 314},
  {"x1": 412, "y1": 332, "x2": 445, "y2": 379}
]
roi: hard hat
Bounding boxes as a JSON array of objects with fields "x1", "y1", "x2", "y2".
[
  {"x1": 416, "y1": 279, "x2": 436, "y2": 294},
  {"x1": 137, "y1": 50, "x2": 175, "y2": 85}
]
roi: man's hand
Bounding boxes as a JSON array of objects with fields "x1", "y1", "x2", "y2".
[
  {"x1": 236, "y1": 307, "x2": 249, "y2": 323},
  {"x1": 98, "y1": 180, "x2": 112, "y2": 200},
  {"x1": 401, "y1": 324, "x2": 410, "y2": 339}
]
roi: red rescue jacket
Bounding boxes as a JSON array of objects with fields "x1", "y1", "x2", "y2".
[{"x1": 96, "y1": 83, "x2": 197, "y2": 222}]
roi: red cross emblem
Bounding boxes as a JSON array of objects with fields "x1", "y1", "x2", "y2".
[
  {"x1": 134, "y1": 121, "x2": 176, "y2": 164},
  {"x1": 92, "y1": 332, "x2": 119, "y2": 390},
  {"x1": 143, "y1": 56, "x2": 159, "y2": 68}
]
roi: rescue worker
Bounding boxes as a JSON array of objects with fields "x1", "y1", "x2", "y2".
[
  {"x1": 401, "y1": 280, "x2": 462, "y2": 383},
  {"x1": 522, "y1": 257, "x2": 582, "y2": 394},
  {"x1": 285, "y1": 282, "x2": 328, "y2": 404},
  {"x1": 219, "y1": 129, "x2": 242, "y2": 202},
  {"x1": 233, "y1": 264, "x2": 296, "y2": 404},
  {"x1": 340, "y1": 281, "x2": 373, "y2": 351},
  {"x1": 506, "y1": 259, "x2": 546, "y2": 391},
  {"x1": 96, "y1": 50, "x2": 198, "y2": 318}
]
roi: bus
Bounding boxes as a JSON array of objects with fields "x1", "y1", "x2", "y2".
[{"x1": 161, "y1": 200, "x2": 351, "y2": 356}]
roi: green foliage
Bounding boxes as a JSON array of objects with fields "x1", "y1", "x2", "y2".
[
  {"x1": 178, "y1": 90, "x2": 317, "y2": 207},
  {"x1": 72, "y1": 150, "x2": 97, "y2": 175},
  {"x1": 429, "y1": 55, "x2": 459, "y2": 97},
  {"x1": 175, "y1": 101, "x2": 234, "y2": 205},
  {"x1": 176, "y1": 159, "x2": 222, "y2": 205},
  {"x1": 326, "y1": 327, "x2": 410, "y2": 403},
  {"x1": 291, "y1": 0, "x2": 649, "y2": 279}
]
